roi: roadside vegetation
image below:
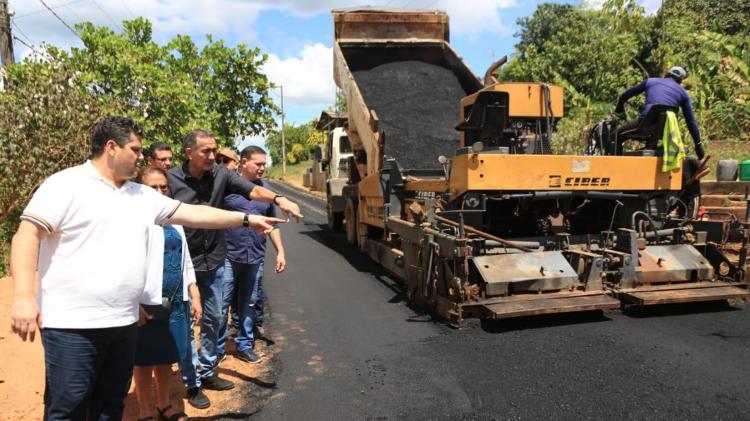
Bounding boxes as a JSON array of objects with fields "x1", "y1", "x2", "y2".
[
  {"x1": 264, "y1": 159, "x2": 313, "y2": 181},
  {"x1": 0, "y1": 18, "x2": 278, "y2": 275},
  {"x1": 265, "y1": 121, "x2": 324, "y2": 166},
  {"x1": 500, "y1": 0, "x2": 750, "y2": 157}
]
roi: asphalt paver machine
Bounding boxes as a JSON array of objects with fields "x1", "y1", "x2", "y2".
[{"x1": 331, "y1": 8, "x2": 749, "y2": 325}]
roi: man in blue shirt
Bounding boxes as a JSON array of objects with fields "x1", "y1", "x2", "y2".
[
  {"x1": 168, "y1": 130, "x2": 301, "y2": 407},
  {"x1": 221, "y1": 145, "x2": 286, "y2": 363},
  {"x1": 615, "y1": 66, "x2": 705, "y2": 159}
]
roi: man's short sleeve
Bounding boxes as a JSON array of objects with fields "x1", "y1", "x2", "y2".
[
  {"x1": 227, "y1": 170, "x2": 255, "y2": 198},
  {"x1": 21, "y1": 172, "x2": 73, "y2": 233},
  {"x1": 139, "y1": 184, "x2": 181, "y2": 225}
]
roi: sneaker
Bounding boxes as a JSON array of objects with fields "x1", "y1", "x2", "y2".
[
  {"x1": 201, "y1": 374, "x2": 235, "y2": 391},
  {"x1": 236, "y1": 349, "x2": 264, "y2": 364},
  {"x1": 186, "y1": 388, "x2": 211, "y2": 409}
]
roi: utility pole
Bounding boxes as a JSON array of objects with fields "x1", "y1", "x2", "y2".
[
  {"x1": 280, "y1": 84, "x2": 286, "y2": 176},
  {"x1": 0, "y1": 0, "x2": 14, "y2": 67}
]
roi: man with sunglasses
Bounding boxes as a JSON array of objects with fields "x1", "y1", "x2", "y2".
[{"x1": 147, "y1": 141, "x2": 175, "y2": 170}]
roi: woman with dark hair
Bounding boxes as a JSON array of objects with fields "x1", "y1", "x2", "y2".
[{"x1": 134, "y1": 166, "x2": 201, "y2": 421}]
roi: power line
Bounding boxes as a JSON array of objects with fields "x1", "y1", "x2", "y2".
[
  {"x1": 15, "y1": 0, "x2": 86, "y2": 19},
  {"x1": 118, "y1": 0, "x2": 135, "y2": 19},
  {"x1": 11, "y1": 20, "x2": 35, "y2": 45},
  {"x1": 13, "y1": 35, "x2": 32, "y2": 50},
  {"x1": 62, "y1": 2, "x2": 84, "y2": 23},
  {"x1": 89, "y1": 0, "x2": 122, "y2": 31},
  {"x1": 37, "y1": 0, "x2": 81, "y2": 40}
]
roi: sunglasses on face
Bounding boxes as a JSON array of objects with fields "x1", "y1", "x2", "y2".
[{"x1": 217, "y1": 156, "x2": 235, "y2": 164}]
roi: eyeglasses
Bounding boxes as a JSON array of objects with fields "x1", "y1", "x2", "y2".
[
  {"x1": 148, "y1": 184, "x2": 169, "y2": 191},
  {"x1": 218, "y1": 156, "x2": 236, "y2": 165}
]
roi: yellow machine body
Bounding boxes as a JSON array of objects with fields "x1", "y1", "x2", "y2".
[
  {"x1": 449, "y1": 154, "x2": 682, "y2": 199},
  {"x1": 459, "y1": 83, "x2": 564, "y2": 148}
]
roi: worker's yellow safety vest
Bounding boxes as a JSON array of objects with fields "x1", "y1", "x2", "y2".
[{"x1": 661, "y1": 111, "x2": 685, "y2": 172}]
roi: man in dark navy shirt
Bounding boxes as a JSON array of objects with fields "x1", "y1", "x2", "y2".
[
  {"x1": 220, "y1": 145, "x2": 285, "y2": 364},
  {"x1": 615, "y1": 66, "x2": 705, "y2": 159},
  {"x1": 167, "y1": 130, "x2": 301, "y2": 404}
]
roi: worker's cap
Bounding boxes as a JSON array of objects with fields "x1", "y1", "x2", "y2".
[
  {"x1": 217, "y1": 147, "x2": 239, "y2": 162},
  {"x1": 666, "y1": 66, "x2": 687, "y2": 82}
]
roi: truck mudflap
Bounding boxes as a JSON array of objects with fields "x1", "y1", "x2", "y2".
[
  {"x1": 462, "y1": 292, "x2": 621, "y2": 320},
  {"x1": 616, "y1": 281, "x2": 750, "y2": 306}
]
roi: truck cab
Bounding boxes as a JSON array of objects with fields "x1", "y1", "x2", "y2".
[
  {"x1": 315, "y1": 110, "x2": 352, "y2": 231},
  {"x1": 327, "y1": 127, "x2": 352, "y2": 181}
]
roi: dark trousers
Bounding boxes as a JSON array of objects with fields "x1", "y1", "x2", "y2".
[
  {"x1": 615, "y1": 117, "x2": 641, "y2": 140},
  {"x1": 41, "y1": 324, "x2": 137, "y2": 421}
]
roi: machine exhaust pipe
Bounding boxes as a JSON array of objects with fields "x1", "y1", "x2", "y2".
[{"x1": 483, "y1": 56, "x2": 507, "y2": 87}]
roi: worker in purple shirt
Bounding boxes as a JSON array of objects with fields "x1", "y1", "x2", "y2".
[
  {"x1": 615, "y1": 65, "x2": 705, "y2": 159},
  {"x1": 220, "y1": 145, "x2": 286, "y2": 363}
]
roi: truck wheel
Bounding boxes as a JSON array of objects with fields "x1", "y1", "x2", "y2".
[
  {"x1": 327, "y1": 203, "x2": 344, "y2": 232},
  {"x1": 345, "y1": 198, "x2": 358, "y2": 246}
]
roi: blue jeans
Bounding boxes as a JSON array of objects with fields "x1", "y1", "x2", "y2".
[
  {"x1": 178, "y1": 298, "x2": 200, "y2": 390},
  {"x1": 230, "y1": 261, "x2": 264, "y2": 352},
  {"x1": 41, "y1": 324, "x2": 137, "y2": 421},
  {"x1": 195, "y1": 264, "x2": 226, "y2": 378},
  {"x1": 217, "y1": 258, "x2": 235, "y2": 358},
  {"x1": 251, "y1": 263, "x2": 265, "y2": 327}
]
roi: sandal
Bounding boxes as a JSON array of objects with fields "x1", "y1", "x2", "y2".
[{"x1": 156, "y1": 404, "x2": 189, "y2": 421}]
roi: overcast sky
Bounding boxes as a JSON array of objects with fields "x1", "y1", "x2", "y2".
[{"x1": 8, "y1": 0, "x2": 661, "y2": 152}]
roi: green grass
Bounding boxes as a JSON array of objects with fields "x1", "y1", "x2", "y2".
[{"x1": 265, "y1": 159, "x2": 313, "y2": 181}]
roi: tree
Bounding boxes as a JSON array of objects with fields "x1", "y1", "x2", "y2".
[
  {"x1": 0, "y1": 18, "x2": 280, "y2": 275},
  {"x1": 501, "y1": 0, "x2": 750, "y2": 154},
  {"x1": 0, "y1": 50, "x2": 126, "y2": 223},
  {"x1": 662, "y1": 0, "x2": 750, "y2": 36},
  {"x1": 67, "y1": 18, "x2": 278, "y2": 151},
  {"x1": 334, "y1": 88, "x2": 347, "y2": 113},
  {"x1": 0, "y1": 50, "x2": 127, "y2": 274},
  {"x1": 501, "y1": 0, "x2": 653, "y2": 152},
  {"x1": 265, "y1": 119, "x2": 325, "y2": 165}
]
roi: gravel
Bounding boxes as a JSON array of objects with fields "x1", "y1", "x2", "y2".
[{"x1": 353, "y1": 60, "x2": 470, "y2": 170}]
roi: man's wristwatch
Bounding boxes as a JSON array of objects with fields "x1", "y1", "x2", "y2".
[
  {"x1": 272, "y1": 194, "x2": 285, "y2": 205},
  {"x1": 242, "y1": 213, "x2": 249, "y2": 227}
]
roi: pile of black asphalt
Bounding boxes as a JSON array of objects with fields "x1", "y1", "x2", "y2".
[{"x1": 353, "y1": 60, "x2": 468, "y2": 170}]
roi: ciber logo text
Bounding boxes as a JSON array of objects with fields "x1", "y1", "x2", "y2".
[{"x1": 549, "y1": 176, "x2": 611, "y2": 188}]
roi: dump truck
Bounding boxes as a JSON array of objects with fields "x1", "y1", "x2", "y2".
[
  {"x1": 331, "y1": 8, "x2": 750, "y2": 326},
  {"x1": 314, "y1": 110, "x2": 352, "y2": 231}
]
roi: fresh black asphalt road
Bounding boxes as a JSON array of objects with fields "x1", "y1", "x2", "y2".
[{"x1": 252, "y1": 181, "x2": 750, "y2": 421}]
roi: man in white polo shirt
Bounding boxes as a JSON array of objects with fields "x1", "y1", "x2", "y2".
[{"x1": 9, "y1": 116, "x2": 290, "y2": 421}]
